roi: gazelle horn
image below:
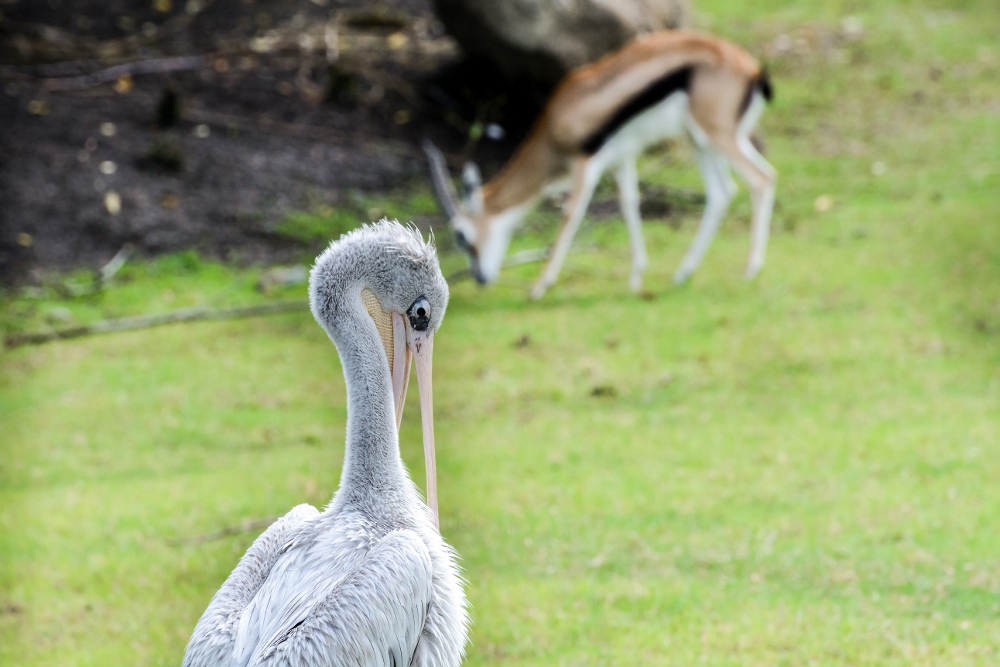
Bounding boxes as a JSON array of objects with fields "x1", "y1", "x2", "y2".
[{"x1": 421, "y1": 139, "x2": 460, "y2": 221}]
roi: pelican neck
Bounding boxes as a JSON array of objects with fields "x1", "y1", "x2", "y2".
[{"x1": 332, "y1": 286, "x2": 409, "y2": 507}]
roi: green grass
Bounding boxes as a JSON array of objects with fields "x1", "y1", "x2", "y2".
[{"x1": 2, "y1": 0, "x2": 1000, "y2": 664}]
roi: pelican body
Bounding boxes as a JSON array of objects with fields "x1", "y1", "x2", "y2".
[{"x1": 182, "y1": 221, "x2": 468, "y2": 667}]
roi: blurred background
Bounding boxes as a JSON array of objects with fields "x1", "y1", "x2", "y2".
[{"x1": 1, "y1": 0, "x2": 999, "y2": 665}]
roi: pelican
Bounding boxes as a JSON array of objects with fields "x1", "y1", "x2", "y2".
[{"x1": 182, "y1": 221, "x2": 468, "y2": 667}]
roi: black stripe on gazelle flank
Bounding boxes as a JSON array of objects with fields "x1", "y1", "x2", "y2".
[
  {"x1": 580, "y1": 66, "x2": 694, "y2": 155},
  {"x1": 737, "y1": 69, "x2": 774, "y2": 120}
]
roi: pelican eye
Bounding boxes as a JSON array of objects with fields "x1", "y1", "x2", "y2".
[{"x1": 407, "y1": 296, "x2": 431, "y2": 332}]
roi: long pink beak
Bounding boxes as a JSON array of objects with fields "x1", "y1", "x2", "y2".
[{"x1": 391, "y1": 313, "x2": 438, "y2": 530}]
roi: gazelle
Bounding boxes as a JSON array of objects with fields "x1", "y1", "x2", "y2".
[{"x1": 424, "y1": 30, "x2": 777, "y2": 298}]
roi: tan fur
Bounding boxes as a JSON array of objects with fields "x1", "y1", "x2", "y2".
[
  {"x1": 547, "y1": 32, "x2": 759, "y2": 148},
  {"x1": 480, "y1": 125, "x2": 569, "y2": 215}
]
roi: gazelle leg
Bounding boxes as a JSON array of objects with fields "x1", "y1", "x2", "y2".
[
  {"x1": 714, "y1": 153, "x2": 738, "y2": 201},
  {"x1": 673, "y1": 143, "x2": 734, "y2": 284},
  {"x1": 615, "y1": 158, "x2": 647, "y2": 292},
  {"x1": 741, "y1": 138, "x2": 776, "y2": 277},
  {"x1": 531, "y1": 159, "x2": 600, "y2": 299},
  {"x1": 718, "y1": 137, "x2": 777, "y2": 278}
]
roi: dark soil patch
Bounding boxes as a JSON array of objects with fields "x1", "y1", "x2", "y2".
[{"x1": 0, "y1": 0, "x2": 549, "y2": 285}]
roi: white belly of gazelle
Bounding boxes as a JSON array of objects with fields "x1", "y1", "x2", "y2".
[{"x1": 591, "y1": 92, "x2": 690, "y2": 171}]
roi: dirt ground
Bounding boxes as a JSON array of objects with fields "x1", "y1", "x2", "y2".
[{"x1": 0, "y1": 0, "x2": 551, "y2": 285}]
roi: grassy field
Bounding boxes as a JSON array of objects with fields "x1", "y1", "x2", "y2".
[{"x1": 2, "y1": 0, "x2": 999, "y2": 664}]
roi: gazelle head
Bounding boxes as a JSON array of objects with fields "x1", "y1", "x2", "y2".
[{"x1": 422, "y1": 141, "x2": 518, "y2": 285}]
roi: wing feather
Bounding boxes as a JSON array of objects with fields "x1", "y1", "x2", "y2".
[
  {"x1": 182, "y1": 504, "x2": 320, "y2": 667},
  {"x1": 244, "y1": 530, "x2": 434, "y2": 667}
]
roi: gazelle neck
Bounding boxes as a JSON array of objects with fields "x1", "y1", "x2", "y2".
[{"x1": 482, "y1": 123, "x2": 570, "y2": 214}]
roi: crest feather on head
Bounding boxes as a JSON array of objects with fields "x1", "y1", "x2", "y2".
[{"x1": 340, "y1": 219, "x2": 437, "y2": 267}]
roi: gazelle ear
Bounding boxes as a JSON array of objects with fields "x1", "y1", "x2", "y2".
[
  {"x1": 461, "y1": 162, "x2": 481, "y2": 192},
  {"x1": 461, "y1": 162, "x2": 484, "y2": 215}
]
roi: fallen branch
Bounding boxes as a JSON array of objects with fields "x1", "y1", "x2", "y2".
[
  {"x1": 447, "y1": 247, "x2": 549, "y2": 282},
  {"x1": 168, "y1": 516, "x2": 280, "y2": 546},
  {"x1": 505, "y1": 248, "x2": 549, "y2": 266},
  {"x1": 445, "y1": 245, "x2": 603, "y2": 282},
  {"x1": 4, "y1": 300, "x2": 306, "y2": 349},
  {"x1": 445, "y1": 268, "x2": 473, "y2": 282},
  {"x1": 41, "y1": 55, "x2": 207, "y2": 91}
]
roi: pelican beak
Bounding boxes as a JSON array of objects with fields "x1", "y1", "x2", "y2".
[
  {"x1": 391, "y1": 312, "x2": 411, "y2": 430},
  {"x1": 390, "y1": 312, "x2": 439, "y2": 530}
]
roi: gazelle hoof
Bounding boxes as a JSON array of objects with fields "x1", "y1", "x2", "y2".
[{"x1": 530, "y1": 283, "x2": 548, "y2": 300}]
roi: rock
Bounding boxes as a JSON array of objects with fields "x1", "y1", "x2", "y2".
[{"x1": 431, "y1": 0, "x2": 687, "y2": 86}]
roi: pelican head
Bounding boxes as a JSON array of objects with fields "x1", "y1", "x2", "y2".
[{"x1": 309, "y1": 220, "x2": 449, "y2": 525}]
